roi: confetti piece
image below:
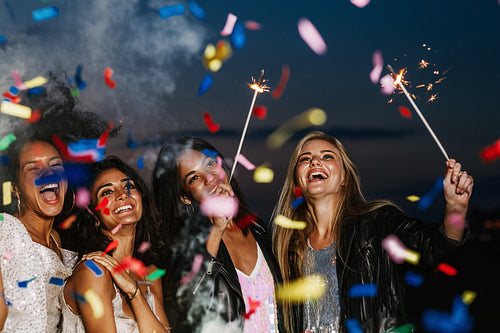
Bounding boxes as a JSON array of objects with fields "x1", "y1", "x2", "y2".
[
  {"x1": 422, "y1": 297, "x2": 474, "y2": 333},
  {"x1": 85, "y1": 260, "x2": 103, "y2": 277},
  {"x1": 235, "y1": 213, "x2": 257, "y2": 229},
  {"x1": 25, "y1": 109, "x2": 42, "y2": 124},
  {"x1": 137, "y1": 156, "x2": 144, "y2": 170},
  {"x1": 253, "y1": 165, "x2": 274, "y2": 183},
  {"x1": 202, "y1": 111, "x2": 220, "y2": 133},
  {"x1": 104, "y1": 67, "x2": 116, "y2": 89},
  {"x1": 179, "y1": 254, "x2": 203, "y2": 286},
  {"x1": 3, "y1": 181, "x2": 12, "y2": 206},
  {"x1": 200, "y1": 195, "x2": 239, "y2": 218},
  {"x1": 272, "y1": 65, "x2": 290, "y2": 99},
  {"x1": 448, "y1": 213, "x2": 466, "y2": 229},
  {"x1": 252, "y1": 105, "x2": 267, "y2": 119},
  {"x1": 202, "y1": 148, "x2": 218, "y2": 158},
  {"x1": 158, "y1": 4, "x2": 185, "y2": 19},
  {"x1": 94, "y1": 197, "x2": 109, "y2": 214},
  {"x1": 221, "y1": 13, "x2": 237, "y2": 36},
  {"x1": 138, "y1": 242, "x2": 151, "y2": 253},
  {"x1": 34, "y1": 173, "x2": 61, "y2": 186},
  {"x1": 345, "y1": 318, "x2": 364, "y2": 333},
  {"x1": 102, "y1": 240, "x2": 119, "y2": 255},
  {"x1": 147, "y1": 268, "x2": 166, "y2": 281},
  {"x1": 235, "y1": 154, "x2": 256, "y2": 171},
  {"x1": 437, "y1": 263, "x2": 457, "y2": 276},
  {"x1": 111, "y1": 224, "x2": 122, "y2": 235},
  {"x1": 369, "y1": 50, "x2": 383, "y2": 84},
  {"x1": 188, "y1": 1, "x2": 205, "y2": 19},
  {"x1": 398, "y1": 106, "x2": 412, "y2": 119},
  {"x1": 461, "y1": 290, "x2": 476, "y2": 305},
  {"x1": 74, "y1": 64, "x2": 87, "y2": 91},
  {"x1": 291, "y1": 196, "x2": 305, "y2": 209},
  {"x1": 418, "y1": 176, "x2": 444, "y2": 210},
  {"x1": 73, "y1": 292, "x2": 87, "y2": 303},
  {"x1": 244, "y1": 20, "x2": 261, "y2": 30},
  {"x1": 244, "y1": 297, "x2": 261, "y2": 319},
  {"x1": 32, "y1": 6, "x2": 59, "y2": 22},
  {"x1": 11, "y1": 71, "x2": 27, "y2": 90},
  {"x1": 231, "y1": 23, "x2": 246, "y2": 50},
  {"x1": 17, "y1": 276, "x2": 37, "y2": 288},
  {"x1": 0, "y1": 214, "x2": 3, "y2": 221},
  {"x1": 27, "y1": 86, "x2": 44, "y2": 95},
  {"x1": 1, "y1": 101, "x2": 32, "y2": 119},
  {"x1": 404, "y1": 271, "x2": 424, "y2": 287},
  {"x1": 23, "y1": 76, "x2": 48, "y2": 89},
  {"x1": 49, "y1": 277, "x2": 64, "y2": 286},
  {"x1": 59, "y1": 215, "x2": 77, "y2": 230},
  {"x1": 385, "y1": 323, "x2": 416, "y2": 333},
  {"x1": 198, "y1": 74, "x2": 214, "y2": 96},
  {"x1": 479, "y1": 138, "x2": 500, "y2": 163},
  {"x1": 113, "y1": 256, "x2": 148, "y2": 277},
  {"x1": 0, "y1": 133, "x2": 16, "y2": 152},
  {"x1": 406, "y1": 195, "x2": 419, "y2": 202},
  {"x1": 350, "y1": 0, "x2": 371, "y2": 9},
  {"x1": 84, "y1": 289, "x2": 104, "y2": 319},
  {"x1": 76, "y1": 187, "x2": 91, "y2": 208},
  {"x1": 380, "y1": 74, "x2": 395, "y2": 95},
  {"x1": 2, "y1": 92, "x2": 20, "y2": 104},
  {"x1": 3, "y1": 251, "x2": 13, "y2": 261},
  {"x1": 274, "y1": 215, "x2": 307, "y2": 229},
  {"x1": 276, "y1": 274, "x2": 326, "y2": 302},
  {"x1": 297, "y1": 18, "x2": 327, "y2": 55},
  {"x1": 348, "y1": 283, "x2": 378, "y2": 297},
  {"x1": 381, "y1": 234, "x2": 421, "y2": 265},
  {"x1": 216, "y1": 156, "x2": 225, "y2": 180}
]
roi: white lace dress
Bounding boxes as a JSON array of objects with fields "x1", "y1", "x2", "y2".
[{"x1": 0, "y1": 213, "x2": 78, "y2": 332}]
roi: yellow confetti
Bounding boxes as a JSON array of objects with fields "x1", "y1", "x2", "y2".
[
  {"x1": 1, "y1": 101, "x2": 32, "y2": 119},
  {"x1": 461, "y1": 290, "x2": 477, "y2": 305},
  {"x1": 276, "y1": 274, "x2": 327, "y2": 302},
  {"x1": 306, "y1": 108, "x2": 327, "y2": 126},
  {"x1": 253, "y1": 164, "x2": 274, "y2": 183},
  {"x1": 403, "y1": 249, "x2": 420, "y2": 265},
  {"x1": 2, "y1": 182, "x2": 12, "y2": 206},
  {"x1": 406, "y1": 195, "x2": 420, "y2": 202},
  {"x1": 84, "y1": 289, "x2": 104, "y2": 319},
  {"x1": 274, "y1": 214, "x2": 307, "y2": 230},
  {"x1": 23, "y1": 76, "x2": 48, "y2": 89}
]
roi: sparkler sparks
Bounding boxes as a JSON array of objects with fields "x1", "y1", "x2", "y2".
[
  {"x1": 418, "y1": 59, "x2": 430, "y2": 69},
  {"x1": 427, "y1": 94, "x2": 438, "y2": 102}
]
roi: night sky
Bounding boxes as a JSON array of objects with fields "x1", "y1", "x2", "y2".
[{"x1": 1, "y1": 0, "x2": 499, "y2": 331}]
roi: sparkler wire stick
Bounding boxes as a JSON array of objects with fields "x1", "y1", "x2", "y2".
[
  {"x1": 387, "y1": 65, "x2": 450, "y2": 161},
  {"x1": 229, "y1": 69, "x2": 265, "y2": 181}
]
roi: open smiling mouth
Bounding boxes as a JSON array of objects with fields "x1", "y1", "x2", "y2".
[
  {"x1": 39, "y1": 183, "x2": 60, "y2": 202},
  {"x1": 308, "y1": 171, "x2": 328, "y2": 181},
  {"x1": 113, "y1": 205, "x2": 133, "y2": 214}
]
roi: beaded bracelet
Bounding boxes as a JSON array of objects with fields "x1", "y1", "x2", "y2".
[{"x1": 124, "y1": 281, "x2": 139, "y2": 302}]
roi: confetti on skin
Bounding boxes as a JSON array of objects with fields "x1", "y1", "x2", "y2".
[
  {"x1": 345, "y1": 318, "x2": 364, "y2": 333},
  {"x1": 216, "y1": 156, "x2": 225, "y2": 180},
  {"x1": 406, "y1": 195, "x2": 419, "y2": 202},
  {"x1": 76, "y1": 188, "x2": 91, "y2": 208},
  {"x1": 113, "y1": 256, "x2": 148, "y2": 277},
  {"x1": 188, "y1": 1, "x2": 205, "y2": 20},
  {"x1": 220, "y1": 13, "x2": 237, "y2": 36},
  {"x1": 137, "y1": 156, "x2": 144, "y2": 170},
  {"x1": 252, "y1": 105, "x2": 267, "y2": 119},
  {"x1": 1, "y1": 101, "x2": 32, "y2": 119},
  {"x1": 17, "y1": 276, "x2": 37, "y2": 288},
  {"x1": 0, "y1": 133, "x2": 16, "y2": 152},
  {"x1": 235, "y1": 213, "x2": 257, "y2": 229},
  {"x1": 85, "y1": 260, "x2": 103, "y2": 277},
  {"x1": 25, "y1": 109, "x2": 41, "y2": 124},
  {"x1": 202, "y1": 148, "x2": 218, "y2": 158},
  {"x1": 437, "y1": 263, "x2": 457, "y2": 276},
  {"x1": 3, "y1": 251, "x2": 13, "y2": 261},
  {"x1": 73, "y1": 292, "x2": 87, "y2": 303},
  {"x1": 202, "y1": 111, "x2": 220, "y2": 133},
  {"x1": 348, "y1": 283, "x2": 378, "y2": 297},
  {"x1": 179, "y1": 254, "x2": 203, "y2": 286},
  {"x1": 32, "y1": 6, "x2": 59, "y2": 22},
  {"x1": 244, "y1": 297, "x2": 261, "y2": 319},
  {"x1": 274, "y1": 215, "x2": 307, "y2": 230},
  {"x1": 147, "y1": 268, "x2": 166, "y2": 281},
  {"x1": 381, "y1": 234, "x2": 421, "y2": 265},
  {"x1": 158, "y1": 4, "x2": 185, "y2": 19},
  {"x1": 272, "y1": 65, "x2": 290, "y2": 99},
  {"x1": 102, "y1": 240, "x2": 119, "y2": 255},
  {"x1": 479, "y1": 138, "x2": 500, "y2": 163},
  {"x1": 59, "y1": 215, "x2": 77, "y2": 230},
  {"x1": 231, "y1": 23, "x2": 246, "y2": 50},
  {"x1": 461, "y1": 290, "x2": 477, "y2": 305},
  {"x1": 398, "y1": 106, "x2": 412, "y2": 119},
  {"x1": 94, "y1": 197, "x2": 109, "y2": 215},
  {"x1": 380, "y1": 74, "x2": 395, "y2": 95},
  {"x1": 297, "y1": 18, "x2": 327, "y2": 55},
  {"x1": 198, "y1": 74, "x2": 214, "y2": 96},
  {"x1": 253, "y1": 165, "x2": 274, "y2": 183},
  {"x1": 34, "y1": 173, "x2": 61, "y2": 186},
  {"x1": 385, "y1": 323, "x2": 416, "y2": 332},
  {"x1": 244, "y1": 20, "x2": 261, "y2": 30},
  {"x1": 236, "y1": 154, "x2": 256, "y2": 171},
  {"x1": 84, "y1": 289, "x2": 104, "y2": 319},
  {"x1": 3, "y1": 181, "x2": 12, "y2": 206},
  {"x1": 418, "y1": 176, "x2": 444, "y2": 210},
  {"x1": 350, "y1": 0, "x2": 371, "y2": 9},
  {"x1": 49, "y1": 277, "x2": 64, "y2": 286},
  {"x1": 200, "y1": 195, "x2": 239, "y2": 219},
  {"x1": 276, "y1": 274, "x2": 327, "y2": 303},
  {"x1": 138, "y1": 242, "x2": 151, "y2": 253},
  {"x1": 111, "y1": 224, "x2": 122, "y2": 235},
  {"x1": 104, "y1": 67, "x2": 116, "y2": 89},
  {"x1": 370, "y1": 50, "x2": 383, "y2": 84},
  {"x1": 404, "y1": 271, "x2": 424, "y2": 287},
  {"x1": 448, "y1": 213, "x2": 466, "y2": 229},
  {"x1": 291, "y1": 196, "x2": 305, "y2": 209}
]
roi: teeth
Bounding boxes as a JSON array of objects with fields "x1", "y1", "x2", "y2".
[
  {"x1": 113, "y1": 205, "x2": 132, "y2": 214},
  {"x1": 40, "y1": 183, "x2": 59, "y2": 191},
  {"x1": 308, "y1": 171, "x2": 327, "y2": 180}
]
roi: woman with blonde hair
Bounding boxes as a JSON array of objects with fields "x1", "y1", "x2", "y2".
[{"x1": 272, "y1": 131, "x2": 472, "y2": 332}]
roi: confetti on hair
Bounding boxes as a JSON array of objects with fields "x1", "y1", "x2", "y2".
[
  {"x1": 59, "y1": 215, "x2": 77, "y2": 230},
  {"x1": 202, "y1": 148, "x2": 218, "y2": 158},
  {"x1": 276, "y1": 274, "x2": 326, "y2": 302},
  {"x1": 272, "y1": 65, "x2": 290, "y2": 99},
  {"x1": 138, "y1": 242, "x2": 151, "y2": 253},
  {"x1": 350, "y1": 0, "x2": 371, "y2": 9},
  {"x1": 398, "y1": 106, "x2": 412, "y2": 119},
  {"x1": 200, "y1": 195, "x2": 239, "y2": 218},
  {"x1": 202, "y1": 111, "x2": 220, "y2": 133},
  {"x1": 381, "y1": 234, "x2": 420, "y2": 265},
  {"x1": 0, "y1": 133, "x2": 16, "y2": 152},
  {"x1": 147, "y1": 268, "x2": 166, "y2": 281},
  {"x1": 198, "y1": 74, "x2": 214, "y2": 96},
  {"x1": 252, "y1": 105, "x2": 267, "y2": 119},
  {"x1": 3, "y1": 251, "x2": 13, "y2": 261},
  {"x1": 418, "y1": 176, "x2": 444, "y2": 210},
  {"x1": 348, "y1": 283, "x2": 378, "y2": 297},
  {"x1": 1, "y1": 101, "x2": 32, "y2": 119},
  {"x1": 35, "y1": 173, "x2": 61, "y2": 186},
  {"x1": 479, "y1": 138, "x2": 500, "y2": 163},
  {"x1": 369, "y1": 50, "x2": 383, "y2": 84},
  {"x1": 104, "y1": 67, "x2": 116, "y2": 89},
  {"x1": 94, "y1": 197, "x2": 110, "y2": 215},
  {"x1": 111, "y1": 224, "x2": 122, "y2": 235},
  {"x1": 380, "y1": 74, "x2": 395, "y2": 95},
  {"x1": 17, "y1": 276, "x2": 37, "y2": 288},
  {"x1": 179, "y1": 254, "x2": 203, "y2": 286},
  {"x1": 236, "y1": 154, "x2": 256, "y2": 171},
  {"x1": 137, "y1": 155, "x2": 144, "y2": 170},
  {"x1": 437, "y1": 263, "x2": 457, "y2": 276},
  {"x1": 231, "y1": 23, "x2": 246, "y2": 50},
  {"x1": 85, "y1": 260, "x2": 103, "y2": 277},
  {"x1": 84, "y1": 289, "x2": 104, "y2": 319},
  {"x1": 49, "y1": 277, "x2": 64, "y2": 286},
  {"x1": 25, "y1": 109, "x2": 41, "y2": 124},
  {"x1": 188, "y1": 1, "x2": 205, "y2": 19},
  {"x1": 2, "y1": 181, "x2": 12, "y2": 206},
  {"x1": 158, "y1": 4, "x2": 185, "y2": 19},
  {"x1": 102, "y1": 240, "x2": 119, "y2": 255},
  {"x1": 461, "y1": 290, "x2": 476, "y2": 306},
  {"x1": 244, "y1": 297, "x2": 261, "y2": 319},
  {"x1": 404, "y1": 271, "x2": 424, "y2": 287},
  {"x1": 274, "y1": 215, "x2": 307, "y2": 230},
  {"x1": 345, "y1": 318, "x2": 364, "y2": 333},
  {"x1": 291, "y1": 196, "x2": 305, "y2": 209},
  {"x1": 76, "y1": 187, "x2": 91, "y2": 208},
  {"x1": 32, "y1": 6, "x2": 59, "y2": 22},
  {"x1": 113, "y1": 256, "x2": 148, "y2": 277},
  {"x1": 221, "y1": 13, "x2": 237, "y2": 36},
  {"x1": 253, "y1": 164, "x2": 274, "y2": 183},
  {"x1": 297, "y1": 18, "x2": 327, "y2": 55},
  {"x1": 244, "y1": 20, "x2": 261, "y2": 30}
]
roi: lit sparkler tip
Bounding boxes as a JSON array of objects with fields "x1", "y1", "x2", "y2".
[{"x1": 257, "y1": 69, "x2": 265, "y2": 85}]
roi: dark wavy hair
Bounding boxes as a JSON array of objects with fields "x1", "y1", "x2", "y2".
[{"x1": 68, "y1": 156, "x2": 163, "y2": 265}]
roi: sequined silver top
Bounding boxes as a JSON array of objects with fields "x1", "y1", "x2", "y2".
[{"x1": 0, "y1": 213, "x2": 78, "y2": 332}]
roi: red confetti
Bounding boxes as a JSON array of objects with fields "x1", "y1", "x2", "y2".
[
  {"x1": 59, "y1": 215, "x2": 77, "y2": 230},
  {"x1": 25, "y1": 109, "x2": 41, "y2": 124},
  {"x1": 2, "y1": 92, "x2": 21, "y2": 104},
  {"x1": 97, "y1": 122, "x2": 114, "y2": 147},
  {"x1": 113, "y1": 256, "x2": 148, "y2": 277},
  {"x1": 479, "y1": 138, "x2": 500, "y2": 163},
  {"x1": 104, "y1": 67, "x2": 116, "y2": 89},
  {"x1": 52, "y1": 134, "x2": 96, "y2": 163},
  {"x1": 102, "y1": 240, "x2": 119, "y2": 255},
  {"x1": 244, "y1": 297, "x2": 261, "y2": 319},
  {"x1": 272, "y1": 64, "x2": 290, "y2": 99},
  {"x1": 398, "y1": 106, "x2": 412, "y2": 119},
  {"x1": 437, "y1": 263, "x2": 457, "y2": 276},
  {"x1": 235, "y1": 213, "x2": 258, "y2": 229},
  {"x1": 203, "y1": 111, "x2": 220, "y2": 133},
  {"x1": 94, "y1": 197, "x2": 109, "y2": 214},
  {"x1": 294, "y1": 185, "x2": 303, "y2": 198},
  {"x1": 252, "y1": 105, "x2": 267, "y2": 119}
]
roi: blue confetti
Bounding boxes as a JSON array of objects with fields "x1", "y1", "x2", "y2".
[
  {"x1": 84, "y1": 260, "x2": 103, "y2": 277},
  {"x1": 75, "y1": 64, "x2": 87, "y2": 91},
  {"x1": 348, "y1": 283, "x2": 378, "y2": 297},
  {"x1": 0, "y1": 35, "x2": 6, "y2": 44},
  {"x1": 3, "y1": 98, "x2": 11, "y2": 103},
  {"x1": 27, "y1": 86, "x2": 44, "y2": 95},
  {"x1": 17, "y1": 276, "x2": 37, "y2": 288},
  {"x1": 158, "y1": 4, "x2": 185, "y2": 19},
  {"x1": 1, "y1": 293, "x2": 12, "y2": 306},
  {"x1": 34, "y1": 173, "x2": 61, "y2": 186},
  {"x1": 345, "y1": 318, "x2": 364, "y2": 333},
  {"x1": 198, "y1": 74, "x2": 214, "y2": 96},
  {"x1": 418, "y1": 176, "x2": 444, "y2": 210},
  {"x1": 202, "y1": 148, "x2": 218, "y2": 158},
  {"x1": 68, "y1": 138, "x2": 99, "y2": 152},
  {"x1": 73, "y1": 292, "x2": 87, "y2": 303},
  {"x1": 231, "y1": 23, "x2": 246, "y2": 50},
  {"x1": 137, "y1": 156, "x2": 144, "y2": 170},
  {"x1": 422, "y1": 295, "x2": 474, "y2": 333},
  {"x1": 8, "y1": 86, "x2": 18, "y2": 95},
  {"x1": 291, "y1": 196, "x2": 305, "y2": 208},
  {"x1": 0, "y1": 154, "x2": 9, "y2": 165},
  {"x1": 127, "y1": 130, "x2": 139, "y2": 149},
  {"x1": 405, "y1": 271, "x2": 424, "y2": 287},
  {"x1": 32, "y1": 6, "x2": 59, "y2": 22},
  {"x1": 49, "y1": 277, "x2": 64, "y2": 286},
  {"x1": 188, "y1": 1, "x2": 206, "y2": 20}
]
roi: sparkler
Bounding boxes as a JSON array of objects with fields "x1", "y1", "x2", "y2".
[
  {"x1": 387, "y1": 65, "x2": 450, "y2": 161},
  {"x1": 229, "y1": 69, "x2": 267, "y2": 181}
]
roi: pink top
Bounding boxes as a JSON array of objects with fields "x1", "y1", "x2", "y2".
[{"x1": 236, "y1": 245, "x2": 278, "y2": 333}]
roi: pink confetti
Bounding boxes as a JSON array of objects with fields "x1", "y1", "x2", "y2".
[
  {"x1": 236, "y1": 154, "x2": 256, "y2": 171},
  {"x1": 448, "y1": 213, "x2": 466, "y2": 229},
  {"x1": 216, "y1": 156, "x2": 225, "y2": 180},
  {"x1": 200, "y1": 195, "x2": 239, "y2": 218},
  {"x1": 220, "y1": 13, "x2": 237, "y2": 36},
  {"x1": 350, "y1": 0, "x2": 371, "y2": 8},
  {"x1": 381, "y1": 234, "x2": 420, "y2": 265},
  {"x1": 11, "y1": 71, "x2": 27, "y2": 90},
  {"x1": 244, "y1": 20, "x2": 261, "y2": 31},
  {"x1": 369, "y1": 50, "x2": 383, "y2": 84},
  {"x1": 272, "y1": 64, "x2": 290, "y2": 99},
  {"x1": 179, "y1": 254, "x2": 203, "y2": 286},
  {"x1": 111, "y1": 224, "x2": 122, "y2": 235},
  {"x1": 380, "y1": 74, "x2": 395, "y2": 95},
  {"x1": 138, "y1": 242, "x2": 151, "y2": 253},
  {"x1": 297, "y1": 18, "x2": 327, "y2": 55},
  {"x1": 76, "y1": 187, "x2": 91, "y2": 208},
  {"x1": 3, "y1": 250, "x2": 13, "y2": 261}
]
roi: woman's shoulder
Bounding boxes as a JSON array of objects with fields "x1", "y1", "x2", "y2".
[{"x1": 69, "y1": 260, "x2": 114, "y2": 290}]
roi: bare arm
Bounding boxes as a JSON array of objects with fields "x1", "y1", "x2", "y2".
[
  {"x1": 0, "y1": 266, "x2": 8, "y2": 331},
  {"x1": 205, "y1": 183, "x2": 234, "y2": 257}
]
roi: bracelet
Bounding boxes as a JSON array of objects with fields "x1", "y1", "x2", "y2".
[{"x1": 124, "y1": 280, "x2": 139, "y2": 302}]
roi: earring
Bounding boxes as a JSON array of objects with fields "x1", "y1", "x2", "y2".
[
  {"x1": 17, "y1": 195, "x2": 21, "y2": 214},
  {"x1": 185, "y1": 203, "x2": 194, "y2": 216},
  {"x1": 63, "y1": 189, "x2": 76, "y2": 214}
]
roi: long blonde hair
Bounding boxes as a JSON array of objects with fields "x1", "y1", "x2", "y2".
[{"x1": 271, "y1": 131, "x2": 397, "y2": 330}]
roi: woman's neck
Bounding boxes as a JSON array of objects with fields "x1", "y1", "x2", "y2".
[
  {"x1": 104, "y1": 224, "x2": 136, "y2": 261},
  {"x1": 18, "y1": 211, "x2": 54, "y2": 247},
  {"x1": 306, "y1": 195, "x2": 341, "y2": 249}
]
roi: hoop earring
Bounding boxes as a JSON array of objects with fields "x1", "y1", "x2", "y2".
[
  {"x1": 185, "y1": 204, "x2": 194, "y2": 216},
  {"x1": 63, "y1": 188, "x2": 76, "y2": 214},
  {"x1": 17, "y1": 195, "x2": 21, "y2": 214}
]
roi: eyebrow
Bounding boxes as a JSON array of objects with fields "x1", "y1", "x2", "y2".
[
  {"x1": 298, "y1": 149, "x2": 337, "y2": 159},
  {"x1": 95, "y1": 177, "x2": 132, "y2": 194},
  {"x1": 22, "y1": 156, "x2": 63, "y2": 171},
  {"x1": 183, "y1": 156, "x2": 209, "y2": 185}
]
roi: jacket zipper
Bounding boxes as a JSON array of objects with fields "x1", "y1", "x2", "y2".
[{"x1": 192, "y1": 258, "x2": 215, "y2": 295}]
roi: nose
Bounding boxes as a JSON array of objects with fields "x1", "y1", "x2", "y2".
[
  {"x1": 117, "y1": 188, "x2": 129, "y2": 200},
  {"x1": 310, "y1": 155, "x2": 321, "y2": 166},
  {"x1": 203, "y1": 172, "x2": 215, "y2": 184}
]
